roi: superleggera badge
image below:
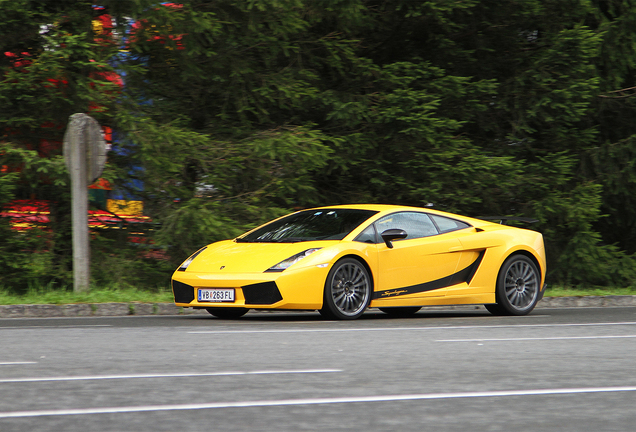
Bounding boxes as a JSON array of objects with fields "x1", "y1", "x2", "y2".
[
  {"x1": 220, "y1": 266, "x2": 225, "y2": 270},
  {"x1": 381, "y1": 289, "x2": 408, "y2": 297}
]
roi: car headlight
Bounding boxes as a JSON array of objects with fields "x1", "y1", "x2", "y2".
[
  {"x1": 177, "y1": 247, "x2": 207, "y2": 272},
  {"x1": 266, "y1": 248, "x2": 322, "y2": 272}
]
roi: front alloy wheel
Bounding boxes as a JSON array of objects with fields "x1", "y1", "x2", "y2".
[{"x1": 320, "y1": 258, "x2": 372, "y2": 320}]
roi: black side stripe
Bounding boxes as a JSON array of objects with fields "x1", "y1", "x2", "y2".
[{"x1": 373, "y1": 250, "x2": 485, "y2": 299}]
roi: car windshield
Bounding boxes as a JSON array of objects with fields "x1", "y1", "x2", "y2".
[{"x1": 237, "y1": 209, "x2": 378, "y2": 243}]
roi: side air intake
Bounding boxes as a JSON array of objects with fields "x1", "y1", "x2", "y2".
[{"x1": 172, "y1": 280, "x2": 195, "y2": 303}]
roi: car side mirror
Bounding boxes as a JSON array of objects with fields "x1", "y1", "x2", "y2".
[{"x1": 381, "y1": 229, "x2": 408, "y2": 249}]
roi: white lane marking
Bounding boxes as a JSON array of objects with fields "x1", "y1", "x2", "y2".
[
  {"x1": 1, "y1": 386, "x2": 636, "y2": 418},
  {"x1": 0, "y1": 325, "x2": 112, "y2": 330},
  {"x1": 188, "y1": 321, "x2": 636, "y2": 334},
  {"x1": 438, "y1": 335, "x2": 636, "y2": 342},
  {"x1": 0, "y1": 362, "x2": 37, "y2": 366},
  {"x1": 0, "y1": 369, "x2": 341, "y2": 384}
]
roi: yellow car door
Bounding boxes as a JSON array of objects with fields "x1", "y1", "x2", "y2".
[{"x1": 372, "y1": 211, "x2": 462, "y2": 301}]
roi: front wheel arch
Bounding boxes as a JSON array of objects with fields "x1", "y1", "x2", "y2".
[
  {"x1": 321, "y1": 254, "x2": 375, "y2": 304},
  {"x1": 319, "y1": 256, "x2": 374, "y2": 320}
]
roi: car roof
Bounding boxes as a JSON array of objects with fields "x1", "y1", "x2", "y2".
[
  {"x1": 309, "y1": 204, "x2": 461, "y2": 218},
  {"x1": 311, "y1": 204, "x2": 422, "y2": 212},
  {"x1": 307, "y1": 204, "x2": 501, "y2": 228}
]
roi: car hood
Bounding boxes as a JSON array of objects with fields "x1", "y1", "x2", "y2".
[{"x1": 184, "y1": 240, "x2": 337, "y2": 274}]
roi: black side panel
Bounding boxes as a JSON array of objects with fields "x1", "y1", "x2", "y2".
[
  {"x1": 242, "y1": 282, "x2": 283, "y2": 305},
  {"x1": 449, "y1": 250, "x2": 485, "y2": 286},
  {"x1": 172, "y1": 280, "x2": 195, "y2": 303}
]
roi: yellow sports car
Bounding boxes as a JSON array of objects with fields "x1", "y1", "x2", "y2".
[{"x1": 171, "y1": 204, "x2": 547, "y2": 319}]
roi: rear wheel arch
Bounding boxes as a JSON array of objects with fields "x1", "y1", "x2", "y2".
[
  {"x1": 486, "y1": 251, "x2": 542, "y2": 316},
  {"x1": 503, "y1": 249, "x2": 543, "y2": 282}
]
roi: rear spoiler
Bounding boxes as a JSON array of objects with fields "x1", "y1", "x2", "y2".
[{"x1": 476, "y1": 216, "x2": 539, "y2": 225}]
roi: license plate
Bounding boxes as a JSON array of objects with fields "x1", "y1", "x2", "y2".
[{"x1": 198, "y1": 288, "x2": 235, "y2": 302}]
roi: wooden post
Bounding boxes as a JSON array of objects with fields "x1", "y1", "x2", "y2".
[
  {"x1": 68, "y1": 116, "x2": 90, "y2": 292},
  {"x1": 63, "y1": 113, "x2": 107, "y2": 293}
]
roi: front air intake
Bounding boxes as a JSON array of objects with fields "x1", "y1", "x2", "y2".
[
  {"x1": 242, "y1": 281, "x2": 283, "y2": 305},
  {"x1": 172, "y1": 280, "x2": 195, "y2": 303}
]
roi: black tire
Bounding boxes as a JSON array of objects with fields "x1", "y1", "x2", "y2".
[
  {"x1": 486, "y1": 254, "x2": 541, "y2": 316},
  {"x1": 206, "y1": 307, "x2": 249, "y2": 319},
  {"x1": 320, "y1": 258, "x2": 372, "y2": 320},
  {"x1": 379, "y1": 307, "x2": 422, "y2": 317}
]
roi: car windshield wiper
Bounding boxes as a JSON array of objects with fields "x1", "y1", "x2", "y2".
[
  {"x1": 254, "y1": 237, "x2": 308, "y2": 243},
  {"x1": 237, "y1": 237, "x2": 312, "y2": 243},
  {"x1": 314, "y1": 234, "x2": 345, "y2": 240}
]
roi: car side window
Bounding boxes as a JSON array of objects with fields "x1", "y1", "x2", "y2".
[
  {"x1": 354, "y1": 224, "x2": 378, "y2": 244},
  {"x1": 374, "y1": 212, "x2": 439, "y2": 240},
  {"x1": 430, "y1": 214, "x2": 471, "y2": 233}
]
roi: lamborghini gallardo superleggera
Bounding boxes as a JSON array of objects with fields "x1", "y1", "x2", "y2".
[{"x1": 171, "y1": 205, "x2": 547, "y2": 320}]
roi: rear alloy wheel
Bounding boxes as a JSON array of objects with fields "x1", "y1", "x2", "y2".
[
  {"x1": 486, "y1": 255, "x2": 540, "y2": 316},
  {"x1": 320, "y1": 258, "x2": 372, "y2": 320},
  {"x1": 206, "y1": 307, "x2": 249, "y2": 319}
]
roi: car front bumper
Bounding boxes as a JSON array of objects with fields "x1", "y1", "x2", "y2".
[{"x1": 172, "y1": 264, "x2": 330, "y2": 310}]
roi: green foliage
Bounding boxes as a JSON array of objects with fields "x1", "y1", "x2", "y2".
[
  {"x1": 0, "y1": 165, "x2": 16, "y2": 204},
  {"x1": 155, "y1": 199, "x2": 247, "y2": 263},
  {"x1": 0, "y1": 143, "x2": 70, "y2": 291},
  {"x1": 90, "y1": 235, "x2": 174, "y2": 289},
  {"x1": 0, "y1": 214, "x2": 60, "y2": 293},
  {"x1": 0, "y1": 1, "x2": 156, "y2": 292},
  {"x1": 4, "y1": 0, "x2": 636, "y2": 292},
  {"x1": 590, "y1": 136, "x2": 636, "y2": 253}
]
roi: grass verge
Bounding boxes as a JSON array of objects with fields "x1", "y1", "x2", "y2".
[
  {"x1": 544, "y1": 286, "x2": 636, "y2": 297},
  {"x1": 0, "y1": 284, "x2": 173, "y2": 306}
]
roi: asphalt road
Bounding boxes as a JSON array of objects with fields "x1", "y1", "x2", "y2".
[{"x1": 1, "y1": 307, "x2": 635, "y2": 432}]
